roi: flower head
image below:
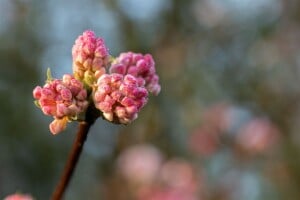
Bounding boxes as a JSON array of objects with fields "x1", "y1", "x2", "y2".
[
  {"x1": 72, "y1": 30, "x2": 110, "y2": 85},
  {"x1": 33, "y1": 74, "x2": 88, "y2": 134},
  {"x1": 109, "y1": 52, "x2": 161, "y2": 95},
  {"x1": 93, "y1": 73, "x2": 148, "y2": 124},
  {"x1": 33, "y1": 30, "x2": 160, "y2": 134}
]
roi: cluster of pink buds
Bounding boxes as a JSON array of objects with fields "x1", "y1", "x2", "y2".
[
  {"x1": 93, "y1": 73, "x2": 148, "y2": 124},
  {"x1": 33, "y1": 74, "x2": 88, "y2": 134},
  {"x1": 33, "y1": 30, "x2": 160, "y2": 134},
  {"x1": 72, "y1": 30, "x2": 110, "y2": 85},
  {"x1": 110, "y1": 52, "x2": 161, "y2": 95}
]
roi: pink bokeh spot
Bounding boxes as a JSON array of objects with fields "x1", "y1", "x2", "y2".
[
  {"x1": 236, "y1": 118, "x2": 280, "y2": 154},
  {"x1": 4, "y1": 193, "x2": 33, "y2": 200},
  {"x1": 117, "y1": 144, "x2": 163, "y2": 185}
]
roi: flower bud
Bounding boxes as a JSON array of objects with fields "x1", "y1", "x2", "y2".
[
  {"x1": 93, "y1": 73, "x2": 148, "y2": 124},
  {"x1": 110, "y1": 52, "x2": 161, "y2": 95},
  {"x1": 72, "y1": 30, "x2": 110, "y2": 86},
  {"x1": 49, "y1": 118, "x2": 68, "y2": 135},
  {"x1": 33, "y1": 74, "x2": 88, "y2": 134},
  {"x1": 33, "y1": 86, "x2": 42, "y2": 99}
]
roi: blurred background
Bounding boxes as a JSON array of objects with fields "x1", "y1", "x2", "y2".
[{"x1": 1, "y1": 0, "x2": 300, "y2": 199}]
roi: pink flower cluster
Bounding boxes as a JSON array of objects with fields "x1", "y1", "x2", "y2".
[
  {"x1": 72, "y1": 30, "x2": 110, "y2": 85},
  {"x1": 94, "y1": 73, "x2": 148, "y2": 124},
  {"x1": 33, "y1": 74, "x2": 88, "y2": 134},
  {"x1": 110, "y1": 52, "x2": 161, "y2": 95},
  {"x1": 33, "y1": 30, "x2": 160, "y2": 134}
]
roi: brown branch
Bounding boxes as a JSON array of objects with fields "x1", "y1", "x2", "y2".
[{"x1": 51, "y1": 105, "x2": 100, "y2": 200}]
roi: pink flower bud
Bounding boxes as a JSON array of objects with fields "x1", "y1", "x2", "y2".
[
  {"x1": 94, "y1": 68, "x2": 106, "y2": 79},
  {"x1": 124, "y1": 74, "x2": 138, "y2": 85},
  {"x1": 56, "y1": 103, "x2": 69, "y2": 117},
  {"x1": 68, "y1": 104, "x2": 80, "y2": 115},
  {"x1": 93, "y1": 73, "x2": 148, "y2": 124},
  {"x1": 33, "y1": 86, "x2": 42, "y2": 99},
  {"x1": 92, "y1": 58, "x2": 103, "y2": 71},
  {"x1": 72, "y1": 30, "x2": 110, "y2": 85},
  {"x1": 109, "y1": 63, "x2": 126, "y2": 74},
  {"x1": 41, "y1": 88, "x2": 56, "y2": 99},
  {"x1": 103, "y1": 112, "x2": 114, "y2": 121},
  {"x1": 42, "y1": 105, "x2": 56, "y2": 116},
  {"x1": 127, "y1": 66, "x2": 138, "y2": 76},
  {"x1": 76, "y1": 89, "x2": 87, "y2": 101},
  {"x1": 110, "y1": 52, "x2": 161, "y2": 95},
  {"x1": 60, "y1": 88, "x2": 72, "y2": 101},
  {"x1": 115, "y1": 106, "x2": 126, "y2": 118},
  {"x1": 49, "y1": 118, "x2": 68, "y2": 135},
  {"x1": 62, "y1": 74, "x2": 72, "y2": 83},
  {"x1": 121, "y1": 97, "x2": 135, "y2": 107},
  {"x1": 111, "y1": 90, "x2": 122, "y2": 101},
  {"x1": 126, "y1": 106, "x2": 138, "y2": 115},
  {"x1": 76, "y1": 101, "x2": 89, "y2": 110}
]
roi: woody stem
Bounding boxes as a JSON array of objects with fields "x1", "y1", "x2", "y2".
[{"x1": 51, "y1": 104, "x2": 99, "y2": 200}]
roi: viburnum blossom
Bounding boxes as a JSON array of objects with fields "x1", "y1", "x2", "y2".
[
  {"x1": 93, "y1": 73, "x2": 148, "y2": 124},
  {"x1": 4, "y1": 193, "x2": 33, "y2": 200},
  {"x1": 33, "y1": 30, "x2": 160, "y2": 134},
  {"x1": 72, "y1": 30, "x2": 110, "y2": 85},
  {"x1": 33, "y1": 74, "x2": 88, "y2": 134},
  {"x1": 109, "y1": 52, "x2": 161, "y2": 95}
]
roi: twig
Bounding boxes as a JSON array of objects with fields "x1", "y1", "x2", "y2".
[{"x1": 51, "y1": 105, "x2": 99, "y2": 200}]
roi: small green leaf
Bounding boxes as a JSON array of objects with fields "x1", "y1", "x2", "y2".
[
  {"x1": 84, "y1": 71, "x2": 94, "y2": 86},
  {"x1": 69, "y1": 115, "x2": 78, "y2": 121},
  {"x1": 46, "y1": 68, "x2": 53, "y2": 82},
  {"x1": 109, "y1": 55, "x2": 116, "y2": 64},
  {"x1": 34, "y1": 100, "x2": 40, "y2": 108}
]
